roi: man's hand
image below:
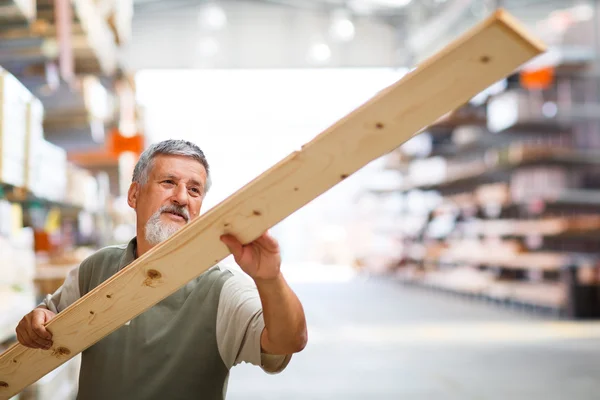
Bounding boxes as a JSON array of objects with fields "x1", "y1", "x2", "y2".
[
  {"x1": 220, "y1": 231, "x2": 282, "y2": 282},
  {"x1": 16, "y1": 308, "x2": 55, "y2": 349}
]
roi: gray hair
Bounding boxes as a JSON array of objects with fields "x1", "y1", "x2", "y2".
[{"x1": 132, "y1": 139, "x2": 212, "y2": 193}]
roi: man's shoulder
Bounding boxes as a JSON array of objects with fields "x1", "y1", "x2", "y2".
[
  {"x1": 192, "y1": 260, "x2": 256, "y2": 293},
  {"x1": 78, "y1": 242, "x2": 131, "y2": 278},
  {"x1": 84, "y1": 243, "x2": 129, "y2": 264},
  {"x1": 78, "y1": 242, "x2": 133, "y2": 294},
  {"x1": 212, "y1": 261, "x2": 254, "y2": 285}
]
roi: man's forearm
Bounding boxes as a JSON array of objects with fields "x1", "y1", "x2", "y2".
[{"x1": 255, "y1": 273, "x2": 307, "y2": 355}]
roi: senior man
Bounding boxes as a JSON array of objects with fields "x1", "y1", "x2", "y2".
[{"x1": 16, "y1": 139, "x2": 308, "y2": 400}]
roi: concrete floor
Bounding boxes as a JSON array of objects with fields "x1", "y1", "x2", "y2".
[{"x1": 226, "y1": 270, "x2": 600, "y2": 400}]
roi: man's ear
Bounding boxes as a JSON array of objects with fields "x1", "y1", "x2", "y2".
[{"x1": 127, "y1": 182, "x2": 139, "y2": 209}]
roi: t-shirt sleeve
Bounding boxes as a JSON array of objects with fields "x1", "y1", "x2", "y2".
[
  {"x1": 216, "y1": 268, "x2": 292, "y2": 373},
  {"x1": 39, "y1": 265, "x2": 81, "y2": 313}
]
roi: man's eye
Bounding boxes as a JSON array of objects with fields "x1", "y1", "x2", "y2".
[
  {"x1": 189, "y1": 187, "x2": 201, "y2": 195},
  {"x1": 162, "y1": 180, "x2": 175, "y2": 185}
]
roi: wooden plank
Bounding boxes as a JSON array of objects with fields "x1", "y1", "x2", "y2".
[{"x1": 0, "y1": 9, "x2": 545, "y2": 398}]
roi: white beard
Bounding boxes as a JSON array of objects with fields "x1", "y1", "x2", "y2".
[{"x1": 144, "y1": 210, "x2": 184, "y2": 245}]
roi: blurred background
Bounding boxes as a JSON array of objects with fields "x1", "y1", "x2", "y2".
[{"x1": 1, "y1": 0, "x2": 600, "y2": 399}]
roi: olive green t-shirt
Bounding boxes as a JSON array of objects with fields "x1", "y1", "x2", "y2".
[{"x1": 42, "y1": 238, "x2": 291, "y2": 400}]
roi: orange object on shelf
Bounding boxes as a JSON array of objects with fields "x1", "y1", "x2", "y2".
[
  {"x1": 520, "y1": 66, "x2": 554, "y2": 90},
  {"x1": 33, "y1": 229, "x2": 51, "y2": 253},
  {"x1": 108, "y1": 129, "x2": 144, "y2": 157}
]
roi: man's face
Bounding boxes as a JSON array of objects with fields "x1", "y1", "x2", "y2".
[{"x1": 128, "y1": 154, "x2": 208, "y2": 245}]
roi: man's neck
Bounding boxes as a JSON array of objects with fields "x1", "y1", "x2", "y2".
[{"x1": 135, "y1": 233, "x2": 153, "y2": 259}]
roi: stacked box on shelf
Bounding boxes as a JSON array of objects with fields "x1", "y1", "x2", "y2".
[
  {"x1": 0, "y1": 68, "x2": 31, "y2": 188},
  {"x1": 37, "y1": 140, "x2": 68, "y2": 203},
  {"x1": 66, "y1": 164, "x2": 99, "y2": 211},
  {"x1": 24, "y1": 96, "x2": 44, "y2": 194}
]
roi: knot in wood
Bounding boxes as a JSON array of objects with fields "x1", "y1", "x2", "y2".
[
  {"x1": 147, "y1": 269, "x2": 161, "y2": 280},
  {"x1": 143, "y1": 269, "x2": 163, "y2": 287},
  {"x1": 52, "y1": 347, "x2": 71, "y2": 358}
]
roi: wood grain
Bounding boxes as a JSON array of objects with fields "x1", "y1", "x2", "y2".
[{"x1": 0, "y1": 9, "x2": 545, "y2": 399}]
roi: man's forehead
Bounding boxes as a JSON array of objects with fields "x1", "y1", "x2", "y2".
[{"x1": 150, "y1": 155, "x2": 207, "y2": 179}]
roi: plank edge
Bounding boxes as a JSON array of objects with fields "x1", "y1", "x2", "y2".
[{"x1": 493, "y1": 8, "x2": 547, "y2": 55}]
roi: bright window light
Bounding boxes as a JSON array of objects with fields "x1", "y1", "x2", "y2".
[{"x1": 308, "y1": 43, "x2": 332, "y2": 64}]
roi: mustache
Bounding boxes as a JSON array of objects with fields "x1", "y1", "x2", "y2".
[{"x1": 160, "y1": 204, "x2": 190, "y2": 222}]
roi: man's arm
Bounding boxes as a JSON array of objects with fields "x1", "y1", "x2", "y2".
[
  {"x1": 220, "y1": 231, "x2": 308, "y2": 356},
  {"x1": 256, "y1": 273, "x2": 307, "y2": 355},
  {"x1": 40, "y1": 265, "x2": 81, "y2": 313}
]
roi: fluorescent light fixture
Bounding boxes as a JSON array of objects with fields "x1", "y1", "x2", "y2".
[
  {"x1": 198, "y1": 3, "x2": 227, "y2": 30},
  {"x1": 330, "y1": 10, "x2": 355, "y2": 42}
]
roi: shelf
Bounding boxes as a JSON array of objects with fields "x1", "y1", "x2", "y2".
[
  {"x1": 543, "y1": 190, "x2": 600, "y2": 207},
  {"x1": 428, "y1": 251, "x2": 598, "y2": 272},
  {"x1": 0, "y1": 181, "x2": 86, "y2": 214},
  {"x1": 486, "y1": 282, "x2": 566, "y2": 309},
  {"x1": 401, "y1": 148, "x2": 600, "y2": 192},
  {"x1": 491, "y1": 119, "x2": 568, "y2": 135},
  {"x1": 462, "y1": 216, "x2": 600, "y2": 238},
  {"x1": 400, "y1": 266, "x2": 566, "y2": 309}
]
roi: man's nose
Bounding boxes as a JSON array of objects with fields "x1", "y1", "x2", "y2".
[{"x1": 171, "y1": 183, "x2": 189, "y2": 206}]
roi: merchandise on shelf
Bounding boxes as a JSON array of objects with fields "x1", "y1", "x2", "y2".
[
  {"x1": 34, "y1": 140, "x2": 68, "y2": 203},
  {"x1": 0, "y1": 225, "x2": 36, "y2": 345},
  {"x1": 66, "y1": 164, "x2": 99, "y2": 212},
  {"x1": 24, "y1": 96, "x2": 44, "y2": 194},
  {"x1": 0, "y1": 67, "x2": 31, "y2": 187},
  {"x1": 365, "y1": 67, "x2": 600, "y2": 317}
]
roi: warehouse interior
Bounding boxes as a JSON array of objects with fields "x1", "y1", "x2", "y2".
[{"x1": 1, "y1": 0, "x2": 600, "y2": 399}]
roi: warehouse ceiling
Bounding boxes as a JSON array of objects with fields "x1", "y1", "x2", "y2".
[
  {"x1": 125, "y1": 0, "x2": 589, "y2": 70},
  {"x1": 0, "y1": 0, "x2": 592, "y2": 162}
]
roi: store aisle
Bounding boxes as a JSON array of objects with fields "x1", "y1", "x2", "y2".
[{"x1": 227, "y1": 268, "x2": 600, "y2": 400}]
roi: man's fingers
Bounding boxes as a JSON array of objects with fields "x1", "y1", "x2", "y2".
[
  {"x1": 27, "y1": 328, "x2": 52, "y2": 349},
  {"x1": 255, "y1": 231, "x2": 279, "y2": 252},
  {"x1": 25, "y1": 320, "x2": 52, "y2": 349},
  {"x1": 32, "y1": 311, "x2": 52, "y2": 340},
  {"x1": 31, "y1": 324, "x2": 53, "y2": 348},
  {"x1": 19, "y1": 329, "x2": 43, "y2": 349},
  {"x1": 16, "y1": 331, "x2": 27, "y2": 347},
  {"x1": 220, "y1": 234, "x2": 243, "y2": 257}
]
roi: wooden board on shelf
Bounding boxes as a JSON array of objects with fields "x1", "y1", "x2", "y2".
[
  {"x1": 415, "y1": 269, "x2": 566, "y2": 309},
  {"x1": 466, "y1": 215, "x2": 600, "y2": 237},
  {"x1": 402, "y1": 145, "x2": 600, "y2": 192},
  {"x1": 432, "y1": 249, "x2": 597, "y2": 272},
  {"x1": 0, "y1": 9, "x2": 546, "y2": 398}
]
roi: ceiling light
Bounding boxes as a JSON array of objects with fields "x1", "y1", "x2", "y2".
[
  {"x1": 308, "y1": 43, "x2": 331, "y2": 64},
  {"x1": 330, "y1": 14, "x2": 355, "y2": 42},
  {"x1": 198, "y1": 3, "x2": 227, "y2": 30}
]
